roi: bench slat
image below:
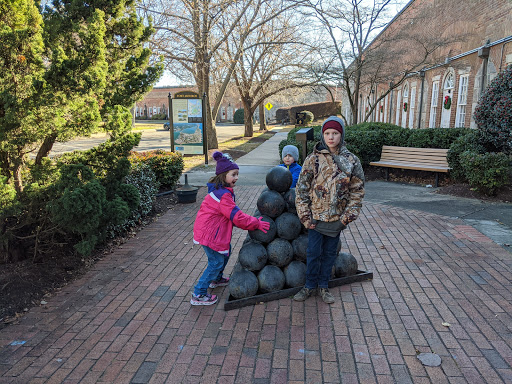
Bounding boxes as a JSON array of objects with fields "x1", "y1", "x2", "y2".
[
  {"x1": 381, "y1": 145, "x2": 449, "y2": 154},
  {"x1": 370, "y1": 145, "x2": 451, "y2": 177},
  {"x1": 380, "y1": 154, "x2": 449, "y2": 165},
  {"x1": 369, "y1": 160, "x2": 450, "y2": 172}
]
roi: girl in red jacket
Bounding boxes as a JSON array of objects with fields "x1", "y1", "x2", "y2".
[{"x1": 191, "y1": 151, "x2": 270, "y2": 305}]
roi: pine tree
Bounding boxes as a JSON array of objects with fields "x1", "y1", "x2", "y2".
[{"x1": 0, "y1": 0, "x2": 46, "y2": 192}]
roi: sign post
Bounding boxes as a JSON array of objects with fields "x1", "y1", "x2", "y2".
[
  {"x1": 168, "y1": 91, "x2": 207, "y2": 162},
  {"x1": 167, "y1": 93, "x2": 174, "y2": 152}
]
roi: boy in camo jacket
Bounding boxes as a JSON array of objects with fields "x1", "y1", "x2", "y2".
[{"x1": 294, "y1": 116, "x2": 365, "y2": 304}]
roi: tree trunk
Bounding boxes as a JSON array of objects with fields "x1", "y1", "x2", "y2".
[
  {"x1": 258, "y1": 103, "x2": 266, "y2": 131},
  {"x1": 12, "y1": 160, "x2": 23, "y2": 193},
  {"x1": 0, "y1": 150, "x2": 10, "y2": 180},
  {"x1": 243, "y1": 99, "x2": 254, "y2": 137},
  {"x1": 35, "y1": 133, "x2": 57, "y2": 165},
  {"x1": 204, "y1": 100, "x2": 218, "y2": 149}
]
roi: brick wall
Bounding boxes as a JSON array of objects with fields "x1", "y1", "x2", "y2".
[{"x1": 344, "y1": 0, "x2": 512, "y2": 129}]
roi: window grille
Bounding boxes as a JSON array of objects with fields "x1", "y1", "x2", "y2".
[
  {"x1": 429, "y1": 81, "x2": 439, "y2": 128},
  {"x1": 455, "y1": 75, "x2": 468, "y2": 127},
  {"x1": 408, "y1": 87, "x2": 416, "y2": 128}
]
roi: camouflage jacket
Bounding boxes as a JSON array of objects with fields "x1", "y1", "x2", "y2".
[{"x1": 295, "y1": 142, "x2": 365, "y2": 229}]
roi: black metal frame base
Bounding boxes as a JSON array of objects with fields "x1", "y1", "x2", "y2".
[{"x1": 223, "y1": 270, "x2": 373, "y2": 311}]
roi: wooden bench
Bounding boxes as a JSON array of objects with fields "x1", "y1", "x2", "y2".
[{"x1": 369, "y1": 146, "x2": 451, "y2": 187}]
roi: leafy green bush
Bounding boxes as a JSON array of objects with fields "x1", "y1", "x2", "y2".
[
  {"x1": 234, "y1": 108, "x2": 244, "y2": 124},
  {"x1": 1, "y1": 135, "x2": 145, "y2": 262},
  {"x1": 299, "y1": 110, "x2": 314, "y2": 124},
  {"x1": 459, "y1": 151, "x2": 510, "y2": 195},
  {"x1": 105, "y1": 163, "x2": 159, "y2": 237},
  {"x1": 129, "y1": 150, "x2": 184, "y2": 189},
  {"x1": 407, "y1": 128, "x2": 471, "y2": 148},
  {"x1": 474, "y1": 64, "x2": 512, "y2": 154},
  {"x1": 345, "y1": 129, "x2": 390, "y2": 166},
  {"x1": 105, "y1": 105, "x2": 133, "y2": 139},
  {"x1": 48, "y1": 164, "x2": 134, "y2": 256},
  {"x1": 447, "y1": 131, "x2": 486, "y2": 181},
  {"x1": 0, "y1": 176, "x2": 16, "y2": 216}
]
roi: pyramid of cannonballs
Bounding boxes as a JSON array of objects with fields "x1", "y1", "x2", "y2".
[{"x1": 228, "y1": 166, "x2": 359, "y2": 300}]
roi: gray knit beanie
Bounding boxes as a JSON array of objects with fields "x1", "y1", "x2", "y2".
[{"x1": 282, "y1": 145, "x2": 299, "y2": 162}]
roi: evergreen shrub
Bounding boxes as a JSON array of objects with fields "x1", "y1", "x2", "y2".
[
  {"x1": 473, "y1": 64, "x2": 512, "y2": 154},
  {"x1": 234, "y1": 108, "x2": 245, "y2": 124},
  {"x1": 129, "y1": 150, "x2": 184, "y2": 189},
  {"x1": 299, "y1": 110, "x2": 314, "y2": 124},
  {"x1": 447, "y1": 131, "x2": 485, "y2": 181},
  {"x1": 459, "y1": 151, "x2": 510, "y2": 195}
]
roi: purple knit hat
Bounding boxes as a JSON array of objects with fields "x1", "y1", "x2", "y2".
[{"x1": 213, "y1": 151, "x2": 239, "y2": 175}]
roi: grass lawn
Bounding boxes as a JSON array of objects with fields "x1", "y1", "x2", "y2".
[{"x1": 182, "y1": 130, "x2": 275, "y2": 172}]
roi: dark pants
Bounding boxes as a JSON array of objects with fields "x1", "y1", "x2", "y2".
[{"x1": 305, "y1": 229, "x2": 340, "y2": 289}]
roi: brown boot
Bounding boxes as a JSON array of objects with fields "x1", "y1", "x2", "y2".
[
  {"x1": 293, "y1": 287, "x2": 315, "y2": 301},
  {"x1": 319, "y1": 288, "x2": 335, "y2": 304}
]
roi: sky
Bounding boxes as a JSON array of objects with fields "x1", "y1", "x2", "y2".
[{"x1": 155, "y1": 0, "x2": 411, "y2": 87}]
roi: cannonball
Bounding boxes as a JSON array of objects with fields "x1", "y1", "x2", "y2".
[
  {"x1": 257, "y1": 190, "x2": 285, "y2": 218},
  {"x1": 334, "y1": 252, "x2": 358, "y2": 278},
  {"x1": 284, "y1": 260, "x2": 307, "y2": 287},
  {"x1": 249, "y1": 215, "x2": 276, "y2": 244},
  {"x1": 238, "y1": 241, "x2": 268, "y2": 271},
  {"x1": 266, "y1": 238, "x2": 293, "y2": 267},
  {"x1": 292, "y1": 234, "x2": 309, "y2": 262},
  {"x1": 229, "y1": 269, "x2": 259, "y2": 299},
  {"x1": 266, "y1": 166, "x2": 292, "y2": 193},
  {"x1": 275, "y1": 212, "x2": 302, "y2": 240},
  {"x1": 232, "y1": 261, "x2": 243, "y2": 274},
  {"x1": 258, "y1": 265, "x2": 285, "y2": 293},
  {"x1": 283, "y1": 188, "x2": 296, "y2": 213}
]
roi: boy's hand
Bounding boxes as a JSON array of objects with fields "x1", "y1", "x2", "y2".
[{"x1": 257, "y1": 217, "x2": 270, "y2": 233}]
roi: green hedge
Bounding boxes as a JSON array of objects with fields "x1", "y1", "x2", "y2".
[{"x1": 278, "y1": 123, "x2": 511, "y2": 195}]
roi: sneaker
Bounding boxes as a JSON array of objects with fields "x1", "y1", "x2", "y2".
[
  {"x1": 209, "y1": 277, "x2": 230, "y2": 289},
  {"x1": 293, "y1": 287, "x2": 315, "y2": 301},
  {"x1": 319, "y1": 288, "x2": 335, "y2": 304},
  {"x1": 190, "y1": 293, "x2": 218, "y2": 306}
]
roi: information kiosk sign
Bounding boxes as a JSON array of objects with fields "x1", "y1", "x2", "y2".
[{"x1": 168, "y1": 91, "x2": 207, "y2": 159}]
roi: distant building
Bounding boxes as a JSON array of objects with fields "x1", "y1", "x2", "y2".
[
  {"x1": 343, "y1": 0, "x2": 512, "y2": 129},
  {"x1": 134, "y1": 86, "x2": 196, "y2": 119},
  {"x1": 136, "y1": 84, "x2": 341, "y2": 124}
]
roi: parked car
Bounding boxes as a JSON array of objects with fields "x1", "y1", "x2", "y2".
[{"x1": 163, "y1": 122, "x2": 170, "y2": 130}]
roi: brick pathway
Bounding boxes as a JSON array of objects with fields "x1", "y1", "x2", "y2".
[{"x1": 1, "y1": 186, "x2": 511, "y2": 383}]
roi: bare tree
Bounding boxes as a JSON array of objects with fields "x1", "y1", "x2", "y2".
[
  {"x1": 140, "y1": 0, "x2": 305, "y2": 148},
  {"x1": 307, "y1": 0, "x2": 463, "y2": 124},
  {"x1": 223, "y1": 4, "x2": 317, "y2": 136}
]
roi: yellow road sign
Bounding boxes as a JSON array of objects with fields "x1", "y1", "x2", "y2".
[{"x1": 265, "y1": 102, "x2": 273, "y2": 111}]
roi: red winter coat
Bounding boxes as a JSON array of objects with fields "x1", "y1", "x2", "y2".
[{"x1": 193, "y1": 183, "x2": 260, "y2": 255}]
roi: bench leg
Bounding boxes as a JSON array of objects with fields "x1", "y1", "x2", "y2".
[
  {"x1": 385, "y1": 168, "x2": 389, "y2": 181},
  {"x1": 435, "y1": 173, "x2": 439, "y2": 187}
]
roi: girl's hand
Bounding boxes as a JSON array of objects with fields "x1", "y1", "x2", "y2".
[
  {"x1": 257, "y1": 217, "x2": 270, "y2": 233},
  {"x1": 309, "y1": 223, "x2": 316, "y2": 229}
]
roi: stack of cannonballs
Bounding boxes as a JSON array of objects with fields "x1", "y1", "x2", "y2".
[{"x1": 228, "y1": 166, "x2": 359, "y2": 300}]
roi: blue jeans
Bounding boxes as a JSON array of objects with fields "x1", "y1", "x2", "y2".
[
  {"x1": 193, "y1": 246, "x2": 229, "y2": 296},
  {"x1": 305, "y1": 229, "x2": 340, "y2": 289}
]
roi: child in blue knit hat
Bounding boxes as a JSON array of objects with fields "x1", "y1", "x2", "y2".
[{"x1": 279, "y1": 144, "x2": 302, "y2": 188}]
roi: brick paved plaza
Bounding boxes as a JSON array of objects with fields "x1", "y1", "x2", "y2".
[{"x1": 1, "y1": 186, "x2": 511, "y2": 383}]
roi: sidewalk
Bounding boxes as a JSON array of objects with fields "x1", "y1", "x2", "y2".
[{"x1": 1, "y1": 129, "x2": 511, "y2": 383}]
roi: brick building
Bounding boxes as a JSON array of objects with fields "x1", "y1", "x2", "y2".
[
  {"x1": 136, "y1": 84, "x2": 341, "y2": 123},
  {"x1": 134, "y1": 86, "x2": 196, "y2": 119},
  {"x1": 343, "y1": 0, "x2": 512, "y2": 129}
]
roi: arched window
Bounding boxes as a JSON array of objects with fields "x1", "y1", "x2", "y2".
[
  {"x1": 444, "y1": 73, "x2": 454, "y2": 90},
  {"x1": 403, "y1": 83, "x2": 409, "y2": 98}
]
